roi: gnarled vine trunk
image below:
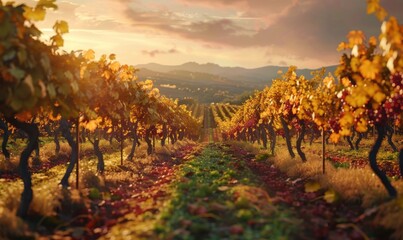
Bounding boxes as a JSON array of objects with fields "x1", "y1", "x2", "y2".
[
  {"x1": 345, "y1": 136, "x2": 354, "y2": 150},
  {"x1": 386, "y1": 124, "x2": 398, "y2": 152},
  {"x1": 60, "y1": 119, "x2": 78, "y2": 188},
  {"x1": 127, "y1": 121, "x2": 139, "y2": 161},
  {"x1": 266, "y1": 123, "x2": 276, "y2": 155},
  {"x1": 296, "y1": 121, "x2": 307, "y2": 162},
  {"x1": 161, "y1": 123, "x2": 168, "y2": 146},
  {"x1": 170, "y1": 127, "x2": 177, "y2": 145},
  {"x1": 260, "y1": 125, "x2": 267, "y2": 149},
  {"x1": 354, "y1": 133, "x2": 363, "y2": 150},
  {"x1": 280, "y1": 117, "x2": 295, "y2": 158},
  {"x1": 45, "y1": 124, "x2": 60, "y2": 155},
  {"x1": 178, "y1": 128, "x2": 184, "y2": 141},
  {"x1": 369, "y1": 123, "x2": 397, "y2": 197},
  {"x1": 399, "y1": 148, "x2": 403, "y2": 178},
  {"x1": 0, "y1": 119, "x2": 10, "y2": 160},
  {"x1": 145, "y1": 126, "x2": 154, "y2": 155},
  {"x1": 6, "y1": 117, "x2": 39, "y2": 218},
  {"x1": 92, "y1": 139, "x2": 104, "y2": 173}
]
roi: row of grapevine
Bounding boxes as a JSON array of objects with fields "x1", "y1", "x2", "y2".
[
  {"x1": 227, "y1": 105, "x2": 240, "y2": 114},
  {"x1": 219, "y1": 2, "x2": 402, "y2": 197},
  {"x1": 0, "y1": 1, "x2": 200, "y2": 218},
  {"x1": 184, "y1": 101, "x2": 204, "y2": 123},
  {"x1": 211, "y1": 104, "x2": 225, "y2": 126},
  {"x1": 211, "y1": 103, "x2": 238, "y2": 127}
]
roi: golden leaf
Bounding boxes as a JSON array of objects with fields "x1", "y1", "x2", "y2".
[
  {"x1": 109, "y1": 61, "x2": 120, "y2": 72},
  {"x1": 356, "y1": 118, "x2": 368, "y2": 132},
  {"x1": 37, "y1": 0, "x2": 58, "y2": 9},
  {"x1": 51, "y1": 34, "x2": 64, "y2": 47},
  {"x1": 350, "y1": 57, "x2": 360, "y2": 72},
  {"x1": 329, "y1": 132, "x2": 340, "y2": 143},
  {"x1": 109, "y1": 54, "x2": 116, "y2": 61},
  {"x1": 337, "y1": 42, "x2": 347, "y2": 51},
  {"x1": 341, "y1": 77, "x2": 351, "y2": 87},
  {"x1": 23, "y1": 6, "x2": 46, "y2": 21},
  {"x1": 53, "y1": 20, "x2": 69, "y2": 34},
  {"x1": 305, "y1": 182, "x2": 321, "y2": 193},
  {"x1": 340, "y1": 112, "x2": 354, "y2": 127},
  {"x1": 367, "y1": 0, "x2": 378, "y2": 14},
  {"x1": 102, "y1": 70, "x2": 111, "y2": 80},
  {"x1": 85, "y1": 120, "x2": 98, "y2": 132},
  {"x1": 373, "y1": 91, "x2": 386, "y2": 103},
  {"x1": 369, "y1": 36, "x2": 377, "y2": 46},
  {"x1": 375, "y1": 8, "x2": 387, "y2": 21},
  {"x1": 339, "y1": 127, "x2": 351, "y2": 136},
  {"x1": 83, "y1": 49, "x2": 95, "y2": 61},
  {"x1": 324, "y1": 189, "x2": 338, "y2": 203},
  {"x1": 347, "y1": 30, "x2": 365, "y2": 45},
  {"x1": 360, "y1": 59, "x2": 380, "y2": 79}
]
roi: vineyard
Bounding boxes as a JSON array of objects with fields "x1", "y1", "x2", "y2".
[{"x1": 0, "y1": 0, "x2": 403, "y2": 240}]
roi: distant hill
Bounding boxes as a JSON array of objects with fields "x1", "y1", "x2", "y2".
[{"x1": 135, "y1": 62, "x2": 337, "y2": 103}]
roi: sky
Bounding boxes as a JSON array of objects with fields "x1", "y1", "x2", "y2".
[{"x1": 18, "y1": 0, "x2": 403, "y2": 68}]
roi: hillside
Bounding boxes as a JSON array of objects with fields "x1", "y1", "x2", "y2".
[{"x1": 136, "y1": 62, "x2": 337, "y2": 103}]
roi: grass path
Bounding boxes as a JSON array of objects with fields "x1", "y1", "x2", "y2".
[{"x1": 0, "y1": 140, "x2": 399, "y2": 239}]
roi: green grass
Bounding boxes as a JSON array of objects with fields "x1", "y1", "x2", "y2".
[{"x1": 155, "y1": 144, "x2": 299, "y2": 240}]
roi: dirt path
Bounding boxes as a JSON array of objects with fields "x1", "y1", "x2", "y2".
[
  {"x1": 200, "y1": 105, "x2": 219, "y2": 143},
  {"x1": 1, "y1": 141, "x2": 392, "y2": 239},
  {"x1": 228, "y1": 144, "x2": 389, "y2": 240}
]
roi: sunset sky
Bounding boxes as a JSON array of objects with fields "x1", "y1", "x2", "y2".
[{"x1": 20, "y1": 0, "x2": 403, "y2": 68}]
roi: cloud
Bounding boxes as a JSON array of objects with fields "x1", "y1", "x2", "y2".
[
  {"x1": 177, "y1": 0, "x2": 297, "y2": 21},
  {"x1": 19, "y1": 0, "x2": 403, "y2": 68},
  {"x1": 142, "y1": 48, "x2": 180, "y2": 57},
  {"x1": 122, "y1": 0, "x2": 403, "y2": 66},
  {"x1": 123, "y1": 7, "x2": 253, "y2": 46}
]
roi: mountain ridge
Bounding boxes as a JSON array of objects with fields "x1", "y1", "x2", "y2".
[
  {"x1": 136, "y1": 62, "x2": 338, "y2": 85},
  {"x1": 135, "y1": 62, "x2": 338, "y2": 103}
]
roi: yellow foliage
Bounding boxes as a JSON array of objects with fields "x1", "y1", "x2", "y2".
[
  {"x1": 83, "y1": 49, "x2": 95, "y2": 61},
  {"x1": 50, "y1": 34, "x2": 63, "y2": 47},
  {"x1": 373, "y1": 91, "x2": 386, "y2": 104},
  {"x1": 355, "y1": 118, "x2": 368, "y2": 132},
  {"x1": 23, "y1": 6, "x2": 46, "y2": 21},
  {"x1": 339, "y1": 112, "x2": 354, "y2": 127},
  {"x1": 110, "y1": 61, "x2": 120, "y2": 72},
  {"x1": 337, "y1": 42, "x2": 348, "y2": 51},
  {"x1": 53, "y1": 20, "x2": 69, "y2": 34},
  {"x1": 359, "y1": 59, "x2": 380, "y2": 79},
  {"x1": 324, "y1": 189, "x2": 338, "y2": 203},
  {"x1": 329, "y1": 132, "x2": 340, "y2": 143},
  {"x1": 304, "y1": 182, "x2": 321, "y2": 193},
  {"x1": 347, "y1": 30, "x2": 365, "y2": 45}
]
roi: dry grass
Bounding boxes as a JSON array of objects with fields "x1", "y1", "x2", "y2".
[
  {"x1": 0, "y1": 184, "x2": 21, "y2": 213},
  {"x1": 0, "y1": 183, "x2": 63, "y2": 217},
  {"x1": 0, "y1": 206, "x2": 31, "y2": 239},
  {"x1": 81, "y1": 170, "x2": 105, "y2": 190},
  {"x1": 225, "y1": 136, "x2": 402, "y2": 207},
  {"x1": 270, "y1": 146, "x2": 403, "y2": 207},
  {"x1": 39, "y1": 142, "x2": 71, "y2": 158},
  {"x1": 30, "y1": 184, "x2": 62, "y2": 216},
  {"x1": 226, "y1": 140, "x2": 260, "y2": 155},
  {"x1": 0, "y1": 158, "x2": 18, "y2": 172},
  {"x1": 375, "y1": 197, "x2": 403, "y2": 240}
]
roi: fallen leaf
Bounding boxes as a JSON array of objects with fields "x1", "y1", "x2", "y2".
[{"x1": 305, "y1": 182, "x2": 321, "y2": 193}]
